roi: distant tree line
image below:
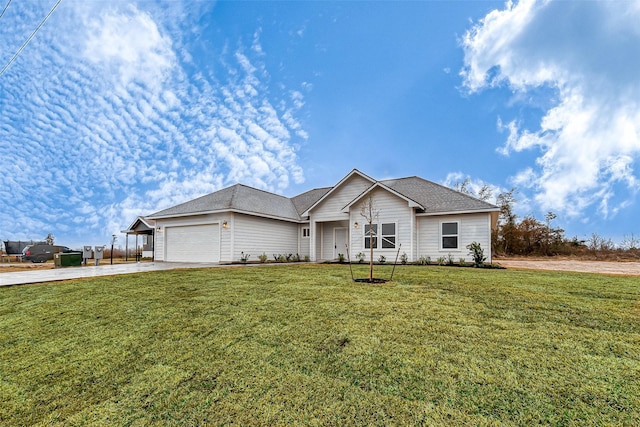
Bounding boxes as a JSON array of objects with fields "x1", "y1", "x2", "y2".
[{"x1": 452, "y1": 179, "x2": 640, "y2": 259}]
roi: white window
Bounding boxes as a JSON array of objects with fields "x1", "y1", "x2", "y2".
[
  {"x1": 441, "y1": 221, "x2": 459, "y2": 249},
  {"x1": 364, "y1": 224, "x2": 377, "y2": 249},
  {"x1": 364, "y1": 223, "x2": 396, "y2": 249},
  {"x1": 381, "y1": 223, "x2": 396, "y2": 248},
  {"x1": 302, "y1": 227, "x2": 310, "y2": 238}
]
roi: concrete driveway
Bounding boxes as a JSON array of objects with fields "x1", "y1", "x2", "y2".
[{"x1": 0, "y1": 262, "x2": 224, "y2": 287}]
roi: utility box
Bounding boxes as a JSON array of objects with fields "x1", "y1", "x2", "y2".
[
  {"x1": 54, "y1": 252, "x2": 82, "y2": 268},
  {"x1": 94, "y1": 246, "x2": 104, "y2": 265},
  {"x1": 83, "y1": 246, "x2": 93, "y2": 265}
]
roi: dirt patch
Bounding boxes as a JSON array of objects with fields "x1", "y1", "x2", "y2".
[
  {"x1": 354, "y1": 278, "x2": 388, "y2": 284},
  {"x1": 496, "y1": 259, "x2": 640, "y2": 276},
  {"x1": 0, "y1": 262, "x2": 54, "y2": 272},
  {"x1": 0, "y1": 258, "x2": 150, "y2": 273}
]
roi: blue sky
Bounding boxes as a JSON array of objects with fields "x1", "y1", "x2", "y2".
[{"x1": 1, "y1": 0, "x2": 639, "y2": 249}]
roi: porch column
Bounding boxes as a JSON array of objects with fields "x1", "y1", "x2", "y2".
[
  {"x1": 410, "y1": 212, "x2": 415, "y2": 261},
  {"x1": 310, "y1": 220, "x2": 316, "y2": 261}
]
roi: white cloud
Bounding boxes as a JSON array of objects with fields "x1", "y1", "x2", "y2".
[
  {"x1": 0, "y1": 1, "x2": 308, "y2": 247},
  {"x1": 462, "y1": 0, "x2": 640, "y2": 219},
  {"x1": 290, "y1": 90, "x2": 305, "y2": 109},
  {"x1": 252, "y1": 28, "x2": 264, "y2": 55},
  {"x1": 84, "y1": 5, "x2": 176, "y2": 92}
]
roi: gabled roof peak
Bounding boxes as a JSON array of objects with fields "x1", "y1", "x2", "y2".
[{"x1": 300, "y1": 169, "x2": 376, "y2": 216}]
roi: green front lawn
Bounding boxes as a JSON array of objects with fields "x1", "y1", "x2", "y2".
[{"x1": 1, "y1": 265, "x2": 638, "y2": 426}]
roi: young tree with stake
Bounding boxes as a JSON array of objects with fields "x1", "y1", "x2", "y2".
[{"x1": 360, "y1": 195, "x2": 379, "y2": 282}]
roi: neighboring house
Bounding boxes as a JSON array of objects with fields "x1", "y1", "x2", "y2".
[{"x1": 144, "y1": 169, "x2": 499, "y2": 264}]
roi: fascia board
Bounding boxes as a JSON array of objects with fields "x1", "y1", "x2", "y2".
[
  {"x1": 123, "y1": 216, "x2": 154, "y2": 233},
  {"x1": 149, "y1": 209, "x2": 303, "y2": 224},
  {"x1": 146, "y1": 210, "x2": 224, "y2": 220},
  {"x1": 416, "y1": 208, "x2": 500, "y2": 217}
]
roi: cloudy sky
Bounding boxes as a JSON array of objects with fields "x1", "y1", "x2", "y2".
[{"x1": 1, "y1": 0, "x2": 639, "y2": 249}]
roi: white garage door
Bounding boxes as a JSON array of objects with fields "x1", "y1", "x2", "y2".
[{"x1": 165, "y1": 224, "x2": 219, "y2": 263}]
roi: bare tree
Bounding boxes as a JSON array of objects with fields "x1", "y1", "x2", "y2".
[
  {"x1": 454, "y1": 178, "x2": 473, "y2": 195},
  {"x1": 477, "y1": 184, "x2": 493, "y2": 202},
  {"x1": 495, "y1": 188, "x2": 518, "y2": 254},
  {"x1": 621, "y1": 233, "x2": 639, "y2": 250},
  {"x1": 453, "y1": 178, "x2": 493, "y2": 202},
  {"x1": 360, "y1": 195, "x2": 379, "y2": 282}
]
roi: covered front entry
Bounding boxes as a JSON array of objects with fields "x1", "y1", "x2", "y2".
[
  {"x1": 165, "y1": 224, "x2": 220, "y2": 263},
  {"x1": 313, "y1": 220, "x2": 350, "y2": 261},
  {"x1": 334, "y1": 227, "x2": 348, "y2": 259}
]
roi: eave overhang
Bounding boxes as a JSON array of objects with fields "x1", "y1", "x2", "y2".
[
  {"x1": 416, "y1": 208, "x2": 500, "y2": 216},
  {"x1": 147, "y1": 208, "x2": 304, "y2": 224}
]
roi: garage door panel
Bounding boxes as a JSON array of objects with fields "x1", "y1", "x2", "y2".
[{"x1": 165, "y1": 224, "x2": 219, "y2": 262}]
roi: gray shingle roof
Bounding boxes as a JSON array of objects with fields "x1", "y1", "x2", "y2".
[
  {"x1": 291, "y1": 187, "x2": 331, "y2": 216},
  {"x1": 381, "y1": 176, "x2": 498, "y2": 213},
  {"x1": 147, "y1": 171, "x2": 497, "y2": 222},
  {"x1": 148, "y1": 184, "x2": 302, "y2": 221}
]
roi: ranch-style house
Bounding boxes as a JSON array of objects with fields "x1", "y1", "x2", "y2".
[{"x1": 139, "y1": 169, "x2": 499, "y2": 264}]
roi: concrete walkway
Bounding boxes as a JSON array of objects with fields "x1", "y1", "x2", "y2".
[{"x1": 0, "y1": 262, "x2": 224, "y2": 287}]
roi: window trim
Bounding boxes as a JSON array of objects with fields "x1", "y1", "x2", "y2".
[
  {"x1": 440, "y1": 220, "x2": 460, "y2": 250},
  {"x1": 301, "y1": 227, "x2": 310, "y2": 238}
]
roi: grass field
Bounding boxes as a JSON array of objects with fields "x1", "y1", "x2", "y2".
[{"x1": 1, "y1": 264, "x2": 638, "y2": 426}]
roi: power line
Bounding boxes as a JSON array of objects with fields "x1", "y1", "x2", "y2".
[
  {"x1": 0, "y1": 0, "x2": 62, "y2": 78},
  {"x1": 0, "y1": 0, "x2": 12, "y2": 20}
]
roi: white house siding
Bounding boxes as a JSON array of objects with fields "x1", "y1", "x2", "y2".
[
  {"x1": 309, "y1": 174, "x2": 373, "y2": 261},
  {"x1": 416, "y1": 213, "x2": 492, "y2": 263},
  {"x1": 229, "y1": 213, "x2": 299, "y2": 262},
  {"x1": 348, "y1": 188, "x2": 414, "y2": 262},
  {"x1": 154, "y1": 214, "x2": 225, "y2": 262},
  {"x1": 154, "y1": 229, "x2": 164, "y2": 261},
  {"x1": 311, "y1": 174, "x2": 373, "y2": 221},
  {"x1": 298, "y1": 224, "x2": 311, "y2": 259}
]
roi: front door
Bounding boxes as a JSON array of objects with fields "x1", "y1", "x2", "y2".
[{"x1": 334, "y1": 227, "x2": 348, "y2": 260}]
